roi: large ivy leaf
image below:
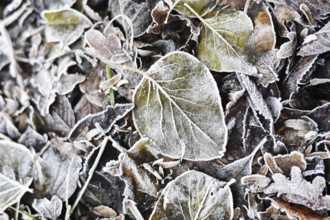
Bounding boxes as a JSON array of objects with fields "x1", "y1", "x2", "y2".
[
  {"x1": 133, "y1": 51, "x2": 227, "y2": 160},
  {"x1": 194, "y1": 9, "x2": 257, "y2": 75},
  {"x1": 298, "y1": 21, "x2": 330, "y2": 56},
  {"x1": 43, "y1": 8, "x2": 92, "y2": 45},
  {"x1": 150, "y1": 170, "x2": 234, "y2": 220},
  {"x1": 0, "y1": 140, "x2": 34, "y2": 211}
]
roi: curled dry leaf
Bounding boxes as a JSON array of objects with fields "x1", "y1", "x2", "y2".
[
  {"x1": 272, "y1": 198, "x2": 329, "y2": 220},
  {"x1": 0, "y1": 140, "x2": 34, "y2": 211},
  {"x1": 272, "y1": 151, "x2": 306, "y2": 176},
  {"x1": 133, "y1": 51, "x2": 227, "y2": 160},
  {"x1": 150, "y1": 170, "x2": 234, "y2": 220},
  {"x1": 278, "y1": 116, "x2": 318, "y2": 151},
  {"x1": 249, "y1": 2, "x2": 276, "y2": 53},
  {"x1": 298, "y1": 21, "x2": 330, "y2": 56},
  {"x1": 277, "y1": 31, "x2": 297, "y2": 59},
  {"x1": 282, "y1": 55, "x2": 318, "y2": 100},
  {"x1": 265, "y1": 166, "x2": 330, "y2": 210},
  {"x1": 69, "y1": 104, "x2": 134, "y2": 140},
  {"x1": 268, "y1": 0, "x2": 330, "y2": 20}
]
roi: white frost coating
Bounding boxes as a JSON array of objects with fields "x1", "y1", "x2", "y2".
[
  {"x1": 0, "y1": 140, "x2": 34, "y2": 211},
  {"x1": 133, "y1": 51, "x2": 228, "y2": 160},
  {"x1": 298, "y1": 21, "x2": 330, "y2": 56},
  {"x1": 149, "y1": 170, "x2": 234, "y2": 220}
]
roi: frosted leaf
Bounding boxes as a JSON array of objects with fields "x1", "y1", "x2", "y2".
[
  {"x1": 265, "y1": 166, "x2": 330, "y2": 210},
  {"x1": 109, "y1": 0, "x2": 153, "y2": 37},
  {"x1": 195, "y1": 9, "x2": 257, "y2": 75},
  {"x1": 282, "y1": 55, "x2": 318, "y2": 100},
  {"x1": 32, "y1": 196, "x2": 62, "y2": 219},
  {"x1": 85, "y1": 29, "x2": 122, "y2": 64},
  {"x1": 268, "y1": 0, "x2": 330, "y2": 20},
  {"x1": 171, "y1": 0, "x2": 218, "y2": 17},
  {"x1": 69, "y1": 104, "x2": 134, "y2": 140},
  {"x1": 298, "y1": 21, "x2": 330, "y2": 56},
  {"x1": 42, "y1": 8, "x2": 92, "y2": 45},
  {"x1": 277, "y1": 32, "x2": 297, "y2": 59},
  {"x1": 0, "y1": 140, "x2": 34, "y2": 211},
  {"x1": 133, "y1": 51, "x2": 227, "y2": 160},
  {"x1": 150, "y1": 170, "x2": 234, "y2": 220},
  {"x1": 41, "y1": 145, "x2": 82, "y2": 200}
]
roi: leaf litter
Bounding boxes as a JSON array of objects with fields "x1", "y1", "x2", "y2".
[{"x1": 1, "y1": 0, "x2": 330, "y2": 219}]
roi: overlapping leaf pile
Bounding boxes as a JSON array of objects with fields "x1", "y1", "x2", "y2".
[{"x1": 0, "y1": 0, "x2": 330, "y2": 219}]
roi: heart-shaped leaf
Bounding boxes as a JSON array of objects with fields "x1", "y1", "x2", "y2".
[
  {"x1": 133, "y1": 51, "x2": 227, "y2": 160},
  {"x1": 150, "y1": 170, "x2": 234, "y2": 220}
]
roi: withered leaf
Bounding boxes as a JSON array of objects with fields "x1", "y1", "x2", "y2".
[
  {"x1": 85, "y1": 29, "x2": 122, "y2": 64},
  {"x1": 265, "y1": 166, "x2": 330, "y2": 210},
  {"x1": 298, "y1": 21, "x2": 330, "y2": 56},
  {"x1": 69, "y1": 104, "x2": 134, "y2": 140},
  {"x1": 277, "y1": 31, "x2": 297, "y2": 59},
  {"x1": 282, "y1": 55, "x2": 318, "y2": 100},
  {"x1": 268, "y1": 0, "x2": 330, "y2": 20},
  {"x1": 249, "y1": 2, "x2": 276, "y2": 53},
  {"x1": 109, "y1": 0, "x2": 153, "y2": 37}
]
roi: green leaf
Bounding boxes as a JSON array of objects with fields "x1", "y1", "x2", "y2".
[
  {"x1": 150, "y1": 170, "x2": 234, "y2": 220},
  {"x1": 171, "y1": 0, "x2": 218, "y2": 17},
  {"x1": 132, "y1": 51, "x2": 227, "y2": 160},
  {"x1": 43, "y1": 8, "x2": 92, "y2": 45},
  {"x1": 188, "y1": 5, "x2": 257, "y2": 75},
  {"x1": 0, "y1": 140, "x2": 34, "y2": 212}
]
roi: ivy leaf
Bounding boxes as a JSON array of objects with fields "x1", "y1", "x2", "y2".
[
  {"x1": 191, "y1": 7, "x2": 257, "y2": 75},
  {"x1": 133, "y1": 51, "x2": 227, "y2": 160},
  {"x1": 150, "y1": 170, "x2": 234, "y2": 220},
  {"x1": 43, "y1": 8, "x2": 92, "y2": 45},
  {"x1": 0, "y1": 140, "x2": 34, "y2": 211}
]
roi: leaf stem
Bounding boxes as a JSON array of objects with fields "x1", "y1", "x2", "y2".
[
  {"x1": 106, "y1": 64, "x2": 115, "y2": 106},
  {"x1": 69, "y1": 138, "x2": 108, "y2": 215},
  {"x1": 122, "y1": 65, "x2": 146, "y2": 76}
]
